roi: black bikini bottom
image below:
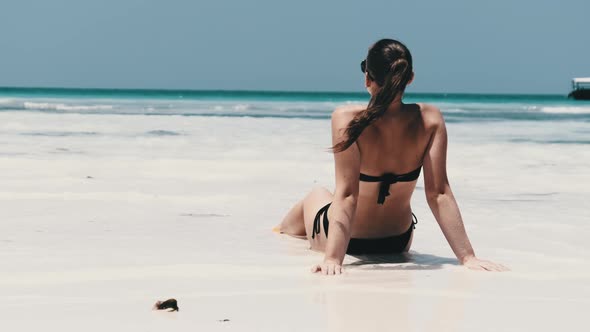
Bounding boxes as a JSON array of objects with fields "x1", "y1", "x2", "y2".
[{"x1": 312, "y1": 202, "x2": 417, "y2": 255}]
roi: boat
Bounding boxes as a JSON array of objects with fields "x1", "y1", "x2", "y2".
[{"x1": 568, "y1": 77, "x2": 590, "y2": 100}]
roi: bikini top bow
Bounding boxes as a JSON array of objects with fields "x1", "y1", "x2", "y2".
[{"x1": 359, "y1": 166, "x2": 422, "y2": 204}]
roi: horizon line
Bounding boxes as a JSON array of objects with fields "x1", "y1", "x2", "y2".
[{"x1": 0, "y1": 85, "x2": 567, "y2": 97}]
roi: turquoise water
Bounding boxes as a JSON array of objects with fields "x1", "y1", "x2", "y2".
[
  {"x1": 1, "y1": 87, "x2": 589, "y2": 122},
  {"x1": 0, "y1": 86, "x2": 577, "y2": 103}
]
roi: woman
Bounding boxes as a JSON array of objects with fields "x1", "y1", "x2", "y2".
[{"x1": 277, "y1": 39, "x2": 507, "y2": 275}]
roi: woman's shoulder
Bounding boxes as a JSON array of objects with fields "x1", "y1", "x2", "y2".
[
  {"x1": 331, "y1": 104, "x2": 365, "y2": 126},
  {"x1": 416, "y1": 102, "x2": 445, "y2": 129},
  {"x1": 333, "y1": 104, "x2": 365, "y2": 116}
]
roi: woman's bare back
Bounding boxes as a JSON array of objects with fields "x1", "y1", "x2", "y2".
[{"x1": 334, "y1": 102, "x2": 435, "y2": 238}]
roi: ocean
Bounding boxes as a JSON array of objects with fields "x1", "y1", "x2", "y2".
[
  {"x1": 1, "y1": 87, "x2": 589, "y2": 144},
  {"x1": 1, "y1": 87, "x2": 589, "y2": 121}
]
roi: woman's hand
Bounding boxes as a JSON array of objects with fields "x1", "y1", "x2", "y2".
[
  {"x1": 311, "y1": 259, "x2": 343, "y2": 275},
  {"x1": 462, "y1": 256, "x2": 509, "y2": 272}
]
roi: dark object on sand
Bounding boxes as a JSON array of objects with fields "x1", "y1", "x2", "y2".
[{"x1": 153, "y1": 298, "x2": 179, "y2": 311}]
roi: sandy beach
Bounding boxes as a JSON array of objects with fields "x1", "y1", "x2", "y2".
[{"x1": 1, "y1": 110, "x2": 589, "y2": 331}]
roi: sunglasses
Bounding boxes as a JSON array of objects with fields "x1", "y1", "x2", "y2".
[{"x1": 360, "y1": 59, "x2": 374, "y2": 80}]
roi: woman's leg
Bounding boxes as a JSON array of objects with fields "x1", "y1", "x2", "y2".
[
  {"x1": 276, "y1": 187, "x2": 334, "y2": 248},
  {"x1": 275, "y1": 199, "x2": 306, "y2": 238}
]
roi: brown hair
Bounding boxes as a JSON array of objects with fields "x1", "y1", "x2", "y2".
[{"x1": 332, "y1": 39, "x2": 413, "y2": 152}]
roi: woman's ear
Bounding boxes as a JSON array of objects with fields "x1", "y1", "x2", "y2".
[
  {"x1": 365, "y1": 73, "x2": 379, "y2": 96},
  {"x1": 365, "y1": 73, "x2": 371, "y2": 88}
]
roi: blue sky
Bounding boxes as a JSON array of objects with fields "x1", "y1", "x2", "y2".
[{"x1": 0, "y1": 0, "x2": 588, "y2": 94}]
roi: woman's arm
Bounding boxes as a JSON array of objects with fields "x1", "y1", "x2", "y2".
[
  {"x1": 312, "y1": 108, "x2": 361, "y2": 274},
  {"x1": 422, "y1": 107, "x2": 508, "y2": 271}
]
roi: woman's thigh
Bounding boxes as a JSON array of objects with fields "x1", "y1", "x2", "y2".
[{"x1": 303, "y1": 186, "x2": 334, "y2": 252}]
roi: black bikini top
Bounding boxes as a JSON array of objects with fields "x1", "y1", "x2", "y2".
[{"x1": 359, "y1": 165, "x2": 422, "y2": 205}]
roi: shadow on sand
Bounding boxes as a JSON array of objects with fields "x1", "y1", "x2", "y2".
[{"x1": 345, "y1": 251, "x2": 459, "y2": 271}]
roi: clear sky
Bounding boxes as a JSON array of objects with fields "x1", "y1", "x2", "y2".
[{"x1": 0, "y1": 0, "x2": 588, "y2": 94}]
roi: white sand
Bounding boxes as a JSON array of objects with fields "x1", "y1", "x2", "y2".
[{"x1": 1, "y1": 112, "x2": 589, "y2": 331}]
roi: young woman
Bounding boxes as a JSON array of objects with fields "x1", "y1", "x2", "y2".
[{"x1": 276, "y1": 39, "x2": 508, "y2": 275}]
